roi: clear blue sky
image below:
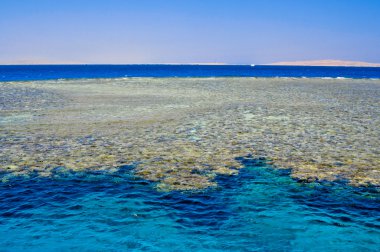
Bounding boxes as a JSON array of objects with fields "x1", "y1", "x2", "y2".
[{"x1": 1, "y1": 0, "x2": 379, "y2": 64}]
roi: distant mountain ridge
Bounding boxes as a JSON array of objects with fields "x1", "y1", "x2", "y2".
[{"x1": 268, "y1": 60, "x2": 380, "y2": 67}]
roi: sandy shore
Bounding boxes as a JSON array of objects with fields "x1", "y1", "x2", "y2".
[{"x1": 1, "y1": 78, "x2": 379, "y2": 190}]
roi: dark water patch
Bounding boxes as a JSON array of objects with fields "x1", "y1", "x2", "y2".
[{"x1": 0, "y1": 160, "x2": 379, "y2": 251}]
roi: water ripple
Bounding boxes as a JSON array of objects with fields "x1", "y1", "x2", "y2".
[{"x1": 0, "y1": 159, "x2": 379, "y2": 251}]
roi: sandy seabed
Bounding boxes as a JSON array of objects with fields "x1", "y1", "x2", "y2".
[{"x1": 0, "y1": 78, "x2": 379, "y2": 190}]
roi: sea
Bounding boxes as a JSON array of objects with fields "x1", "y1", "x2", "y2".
[
  {"x1": 0, "y1": 64, "x2": 380, "y2": 81},
  {"x1": 0, "y1": 65, "x2": 380, "y2": 251}
]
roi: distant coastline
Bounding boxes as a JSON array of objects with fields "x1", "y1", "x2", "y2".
[
  {"x1": 2, "y1": 59, "x2": 380, "y2": 67},
  {"x1": 0, "y1": 60, "x2": 229, "y2": 66},
  {"x1": 267, "y1": 60, "x2": 380, "y2": 67}
]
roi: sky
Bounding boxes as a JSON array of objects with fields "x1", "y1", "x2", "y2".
[{"x1": 1, "y1": 0, "x2": 380, "y2": 64}]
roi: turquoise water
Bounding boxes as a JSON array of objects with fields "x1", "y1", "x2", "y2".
[{"x1": 0, "y1": 158, "x2": 379, "y2": 251}]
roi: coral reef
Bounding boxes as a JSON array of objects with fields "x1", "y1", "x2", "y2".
[{"x1": 1, "y1": 78, "x2": 379, "y2": 190}]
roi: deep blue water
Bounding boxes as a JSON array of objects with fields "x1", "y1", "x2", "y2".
[
  {"x1": 1, "y1": 159, "x2": 379, "y2": 251},
  {"x1": 1, "y1": 64, "x2": 380, "y2": 81}
]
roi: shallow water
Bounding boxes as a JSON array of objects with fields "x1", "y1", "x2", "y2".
[{"x1": 1, "y1": 159, "x2": 379, "y2": 251}]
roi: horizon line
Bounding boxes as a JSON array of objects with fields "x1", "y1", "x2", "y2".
[{"x1": 1, "y1": 59, "x2": 380, "y2": 67}]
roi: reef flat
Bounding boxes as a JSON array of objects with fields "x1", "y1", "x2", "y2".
[{"x1": 1, "y1": 78, "x2": 379, "y2": 190}]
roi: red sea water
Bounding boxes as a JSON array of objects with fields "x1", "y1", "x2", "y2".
[
  {"x1": 1, "y1": 64, "x2": 380, "y2": 81},
  {"x1": 0, "y1": 159, "x2": 379, "y2": 251},
  {"x1": 0, "y1": 66, "x2": 379, "y2": 251}
]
